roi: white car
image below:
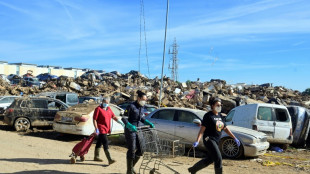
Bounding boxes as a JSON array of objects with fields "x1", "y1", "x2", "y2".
[
  {"x1": 53, "y1": 103, "x2": 125, "y2": 136},
  {"x1": 145, "y1": 107, "x2": 269, "y2": 158},
  {"x1": 226, "y1": 103, "x2": 293, "y2": 147}
]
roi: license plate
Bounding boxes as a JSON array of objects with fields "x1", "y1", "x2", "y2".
[{"x1": 61, "y1": 117, "x2": 73, "y2": 122}]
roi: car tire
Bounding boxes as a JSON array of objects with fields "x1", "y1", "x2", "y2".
[
  {"x1": 281, "y1": 144, "x2": 289, "y2": 150},
  {"x1": 219, "y1": 137, "x2": 244, "y2": 159},
  {"x1": 14, "y1": 117, "x2": 31, "y2": 132}
]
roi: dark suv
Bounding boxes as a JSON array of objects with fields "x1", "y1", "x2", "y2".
[{"x1": 3, "y1": 97, "x2": 69, "y2": 131}]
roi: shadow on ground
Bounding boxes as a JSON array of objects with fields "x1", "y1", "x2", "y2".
[
  {"x1": 0, "y1": 158, "x2": 109, "y2": 167},
  {"x1": 11, "y1": 170, "x2": 121, "y2": 174}
]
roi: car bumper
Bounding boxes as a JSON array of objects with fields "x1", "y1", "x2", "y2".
[
  {"x1": 53, "y1": 122, "x2": 94, "y2": 136},
  {"x1": 267, "y1": 137, "x2": 293, "y2": 144},
  {"x1": 244, "y1": 141, "x2": 270, "y2": 157}
]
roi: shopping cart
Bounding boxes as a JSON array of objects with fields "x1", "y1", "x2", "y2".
[{"x1": 137, "y1": 127, "x2": 185, "y2": 174}]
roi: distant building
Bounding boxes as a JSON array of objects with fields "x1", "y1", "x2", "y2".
[{"x1": 0, "y1": 61, "x2": 102, "y2": 78}]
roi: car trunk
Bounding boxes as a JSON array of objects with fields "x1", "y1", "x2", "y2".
[{"x1": 54, "y1": 111, "x2": 90, "y2": 125}]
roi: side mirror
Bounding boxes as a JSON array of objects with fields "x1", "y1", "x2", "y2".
[{"x1": 193, "y1": 119, "x2": 201, "y2": 126}]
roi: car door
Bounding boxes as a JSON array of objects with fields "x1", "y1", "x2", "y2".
[
  {"x1": 30, "y1": 99, "x2": 49, "y2": 125},
  {"x1": 47, "y1": 100, "x2": 64, "y2": 122},
  {"x1": 273, "y1": 107, "x2": 292, "y2": 142},
  {"x1": 256, "y1": 106, "x2": 275, "y2": 139},
  {"x1": 174, "y1": 110, "x2": 201, "y2": 144},
  {"x1": 147, "y1": 109, "x2": 177, "y2": 139}
]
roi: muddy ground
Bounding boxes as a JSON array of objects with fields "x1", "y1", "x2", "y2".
[{"x1": 0, "y1": 119, "x2": 309, "y2": 174}]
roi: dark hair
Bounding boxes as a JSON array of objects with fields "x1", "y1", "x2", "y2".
[
  {"x1": 137, "y1": 90, "x2": 146, "y2": 98},
  {"x1": 209, "y1": 97, "x2": 221, "y2": 107}
]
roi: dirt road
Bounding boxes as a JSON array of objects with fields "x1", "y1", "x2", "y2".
[{"x1": 0, "y1": 122, "x2": 310, "y2": 174}]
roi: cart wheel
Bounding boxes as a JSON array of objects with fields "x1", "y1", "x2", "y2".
[
  {"x1": 70, "y1": 157, "x2": 76, "y2": 164},
  {"x1": 150, "y1": 168, "x2": 155, "y2": 174},
  {"x1": 80, "y1": 156, "x2": 85, "y2": 162}
]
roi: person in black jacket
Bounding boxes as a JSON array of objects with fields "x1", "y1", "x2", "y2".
[
  {"x1": 121, "y1": 90, "x2": 154, "y2": 174},
  {"x1": 188, "y1": 98, "x2": 240, "y2": 174}
]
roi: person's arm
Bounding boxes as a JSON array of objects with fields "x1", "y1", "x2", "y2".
[
  {"x1": 224, "y1": 126, "x2": 240, "y2": 146},
  {"x1": 121, "y1": 105, "x2": 131, "y2": 125},
  {"x1": 93, "y1": 119, "x2": 98, "y2": 130},
  {"x1": 93, "y1": 108, "x2": 99, "y2": 134},
  {"x1": 195, "y1": 126, "x2": 206, "y2": 142},
  {"x1": 223, "y1": 127, "x2": 236, "y2": 139},
  {"x1": 111, "y1": 109, "x2": 125, "y2": 127}
]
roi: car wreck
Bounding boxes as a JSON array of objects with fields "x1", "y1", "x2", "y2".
[
  {"x1": 53, "y1": 101, "x2": 124, "y2": 136},
  {"x1": 287, "y1": 106, "x2": 310, "y2": 147},
  {"x1": 3, "y1": 97, "x2": 69, "y2": 131}
]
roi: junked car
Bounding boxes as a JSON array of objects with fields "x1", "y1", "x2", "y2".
[
  {"x1": 225, "y1": 103, "x2": 293, "y2": 148},
  {"x1": 36, "y1": 73, "x2": 58, "y2": 82},
  {"x1": 145, "y1": 107, "x2": 269, "y2": 158},
  {"x1": 0, "y1": 74, "x2": 10, "y2": 83},
  {"x1": 23, "y1": 77, "x2": 44, "y2": 88},
  {"x1": 79, "y1": 96, "x2": 103, "y2": 104},
  {"x1": 3, "y1": 97, "x2": 69, "y2": 131},
  {"x1": 53, "y1": 102, "x2": 124, "y2": 136},
  {"x1": 287, "y1": 106, "x2": 310, "y2": 147},
  {"x1": 35, "y1": 92, "x2": 79, "y2": 106}
]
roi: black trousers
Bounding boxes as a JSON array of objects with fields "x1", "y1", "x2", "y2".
[
  {"x1": 125, "y1": 129, "x2": 142, "y2": 159},
  {"x1": 195, "y1": 138, "x2": 223, "y2": 169},
  {"x1": 95, "y1": 134, "x2": 109, "y2": 150}
]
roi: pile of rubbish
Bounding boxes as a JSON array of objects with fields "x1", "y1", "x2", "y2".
[{"x1": 0, "y1": 70, "x2": 309, "y2": 113}]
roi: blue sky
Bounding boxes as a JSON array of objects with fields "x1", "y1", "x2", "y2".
[{"x1": 0, "y1": 0, "x2": 309, "y2": 92}]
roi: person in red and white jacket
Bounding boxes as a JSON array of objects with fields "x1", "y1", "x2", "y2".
[{"x1": 93, "y1": 97, "x2": 124, "y2": 165}]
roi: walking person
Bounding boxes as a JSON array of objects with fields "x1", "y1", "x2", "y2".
[
  {"x1": 93, "y1": 97, "x2": 125, "y2": 165},
  {"x1": 188, "y1": 98, "x2": 240, "y2": 174},
  {"x1": 122, "y1": 90, "x2": 155, "y2": 174}
]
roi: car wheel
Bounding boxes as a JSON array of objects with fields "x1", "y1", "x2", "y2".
[
  {"x1": 14, "y1": 117, "x2": 31, "y2": 131},
  {"x1": 219, "y1": 137, "x2": 244, "y2": 159},
  {"x1": 281, "y1": 144, "x2": 289, "y2": 150}
]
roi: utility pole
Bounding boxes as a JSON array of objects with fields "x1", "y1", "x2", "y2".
[{"x1": 168, "y1": 38, "x2": 179, "y2": 82}]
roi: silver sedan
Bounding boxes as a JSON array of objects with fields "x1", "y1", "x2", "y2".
[{"x1": 145, "y1": 107, "x2": 269, "y2": 158}]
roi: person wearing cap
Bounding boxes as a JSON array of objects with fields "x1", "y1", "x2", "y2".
[
  {"x1": 122, "y1": 90, "x2": 155, "y2": 174},
  {"x1": 93, "y1": 97, "x2": 125, "y2": 165},
  {"x1": 188, "y1": 97, "x2": 240, "y2": 174}
]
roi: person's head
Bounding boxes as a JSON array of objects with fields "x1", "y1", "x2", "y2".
[
  {"x1": 137, "y1": 90, "x2": 147, "y2": 106},
  {"x1": 101, "y1": 96, "x2": 110, "y2": 108},
  {"x1": 210, "y1": 97, "x2": 222, "y2": 114}
]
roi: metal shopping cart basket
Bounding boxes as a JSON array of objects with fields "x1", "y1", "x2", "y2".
[{"x1": 137, "y1": 127, "x2": 185, "y2": 174}]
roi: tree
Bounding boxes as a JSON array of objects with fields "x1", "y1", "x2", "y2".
[{"x1": 303, "y1": 88, "x2": 310, "y2": 95}]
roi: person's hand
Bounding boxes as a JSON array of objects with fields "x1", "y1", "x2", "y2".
[
  {"x1": 126, "y1": 122, "x2": 137, "y2": 132},
  {"x1": 144, "y1": 119, "x2": 155, "y2": 128},
  {"x1": 193, "y1": 141, "x2": 199, "y2": 148},
  {"x1": 95, "y1": 128, "x2": 99, "y2": 135},
  {"x1": 234, "y1": 138, "x2": 240, "y2": 147}
]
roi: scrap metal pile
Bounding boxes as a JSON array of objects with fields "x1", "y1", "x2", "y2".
[{"x1": 0, "y1": 70, "x2": 309, "y2": 113}]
